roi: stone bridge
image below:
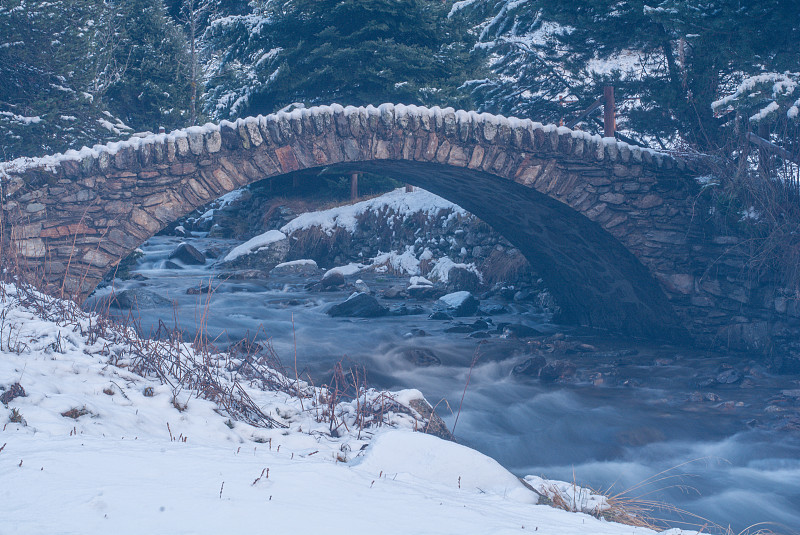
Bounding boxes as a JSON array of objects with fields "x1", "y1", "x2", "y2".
[{"x1": 0, "y1": 104, "x2": 792, "y2": 350}]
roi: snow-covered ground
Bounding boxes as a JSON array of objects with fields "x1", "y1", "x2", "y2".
[
  {"x1": 0, "y1": 282, "x2": 697, "y2": 535},
  {"x1": 280, "y1": 187, "x2": 467, "y2": 236}
]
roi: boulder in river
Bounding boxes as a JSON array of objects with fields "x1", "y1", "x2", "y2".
[
  {"x1": 716, "y1": 369, "x2": 742, "y2": 384},
  {"x1": 221, "y1": 230, "x2": 289, "y2": 271},
  {"x1": 501, "y1": 323, "x2": 543, "y2": 338},
  {"x1": 390, "y1": 304, "x2": 426, "y2": 316},
  {"x1": 539, "y1": 360, "x2": 577, "y2": 383},
  {"x1": 446, "y1": 267, "x2": 481, "y2": 292},
  {"x1": 383, "y1": 286, "x2": 408, "y2": 299},
  {"x1": 327, "y1": 292, "x2": 387, "y2": 318},
  {"x1": 444, "y1": 323, "x2": 475, "y2": 334},
  {"x1": 512, "y1": 355, "x2": 548, "y2": 377},
  {"x1": 437, "y1": 291, "x2": 479, "y2": 317},
  {"x1": 110, "y1": 289, "x2": 173, "y2": 309},
  {"x1": 353, "y1": 279, "x2": 371, "y2": 294},
  {"x1": 168, "y1": 243, "x2": 206, "y2": 265},
  {"x1": 270, "y1": 259, "x2": 321, "y2": 276},
  {"x1": 402, "y1": 348, "x2": 441, "y2": 367},
  {"x1": 321, "y1": 270, "x2": 346, "y2": 289},
  {"x1": 186, "y1": 282, "x2": 212, "y2": 295}
]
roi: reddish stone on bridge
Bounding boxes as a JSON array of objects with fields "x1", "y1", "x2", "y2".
[{"x1": 0, "y1": 104, "x2": 790, "y2": 348}]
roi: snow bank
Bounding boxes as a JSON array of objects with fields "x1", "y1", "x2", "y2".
[
  {"x1": 353, "y1": 430, "x2": 535, "y2": 503},
  {"x1": 222, "y1": 229, "x2": 286, "y2": 262},
  {"x1": 281, "y1": 188, "x2": 466, "y2": 236},
  {"x1": 0, "y1": 282, "x2": 697, "y2": 535}
]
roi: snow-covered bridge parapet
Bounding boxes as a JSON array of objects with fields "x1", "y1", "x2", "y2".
[{"x1": 0, "y1": 103, "x2": 781, "y2": 347}]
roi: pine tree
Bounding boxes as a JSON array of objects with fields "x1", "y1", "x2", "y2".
[
  {"x1": 204, "y1": 0, "x2": 474, "y2": 119},
  {"x1": 457, "y1": 0, "x2": 800, "y2": 151},
  {"x1": 0, "y1": 0, "x2": 131, "y2": 158},
  {"x1": 103, "y1": 0, "x2": 193, "y2": 133},
  {"x1": 451, "y1": 0, "x2": 574, "y2": 124}
]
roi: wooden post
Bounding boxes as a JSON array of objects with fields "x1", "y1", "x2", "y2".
[
  {"x1": 757, "y1": 122, "x2": 772, "y2": 179},
  {"x1": 350, "y1": 173, "x2": 359, "y2": 201},
  {"x1": 292, "y1": 173, "x2": 300, "y2": 188},
  {"x1": 603, "y1": 85, "x2": 616, "y2": 138},
  {"x1": 405, "y1": 184, "x2": 413, "y2": 193}
]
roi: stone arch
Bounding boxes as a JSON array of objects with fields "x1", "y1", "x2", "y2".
[{"x1": 1, "y1": 104, "x2": 700, "y2": 340}]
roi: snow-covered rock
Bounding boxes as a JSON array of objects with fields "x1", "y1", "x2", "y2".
[
  {"x1": 221, "y1": 229, "x2": 289, "y2": 270},
  {"x1": 270, "y1": 259, "x2": 320, "y2": 276},
  {"x1": 438, "y1": 291, "x2": 480, "y2": 317},
  {"x1": 223, "y1": 230, "x2": 287, "y2": 263}
]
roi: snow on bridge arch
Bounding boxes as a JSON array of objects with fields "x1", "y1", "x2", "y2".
[{"x1": 1, "y1": 103, "x2": 719, "y2": 341}]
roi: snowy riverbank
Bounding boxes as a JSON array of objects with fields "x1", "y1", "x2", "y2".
[{"x1": 0, "y1": 282, "x2": 698, "y2": 535}]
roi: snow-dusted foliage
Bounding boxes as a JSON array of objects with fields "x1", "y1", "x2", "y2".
[
  {"x1": 453, "y1": 0, "x2": 800, "y2": 150},
  {"x1": 0, "y1": 0, "x2": 193, "y2": 159},
  {"x1": 452, "y1": 0, "x2": 574, "y2": 122},
  {"x1": 202, "y1": 0, "x2": 473, "y2": 120},
  {"x1": 202, "y1": 10, "x2": 283, "y2": 119},
  {"x1": 713, "y1": 72, "x2": 800, "y2": 123},
  {"x1": 0, "y1": 0, "x2": 132, "y2": 158}
]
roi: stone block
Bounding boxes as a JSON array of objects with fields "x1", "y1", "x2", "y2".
[
  {"x1": 131, "y1": 209, "x2": 161, "y2": 234},
  {"x1": 467, "y1": 146, "x2": 484, "y2": 169},
  {"x1": 176, "y1": 136, "x2": 190, "y2": 157},
  {"x1": 170, "y1": 162, "x2": 197, "y2": 176},
  {"x1": 26, "y1": 202, "x2": 46, "y2": 213},
  {"x1": 482, "y1": 121, "x2": 497, "y2": 143},
  {"x1": 15, "y1": 238, "x2": 46, "y2": 258},
  {"x1": 245, "y1": 120, "x2": 263, "y2": 147},
  {"x1": 635, "y1": 194, "x2": 663, "y2": 209},
  {"x1": 11, "y1": 223, "x2": 42, "y2": 240},
  {"x1": 274, "y1": 146, "x2": 300, "y2": 173},
  {"x1": 152, "y1": 141, "x2": 165, "y2": 163},
  {"x1": 138, "y1": 143, "x2": 153, "y2": 166},
  {"x1": 83, "y1": 249, "x2": 116, "y2": 268},
  {"x1": 205, "y1": 131, "x2": 222, "y2": 153},
  {"x1": 188, "y1": 131, "x2": 204, "y2": 155},
  {"x1": 40, "y1": 223, "x2": 96, "y2": 239},
  {"x1": 604, "y1": 143, "x2": 619, "y2": 161},
  {"x1": 435, "y1": 140, "x2": 451, "y2": 163},
  {"x1": 599, "y1": 192, "x2": 625, "y2": 204},
  {"x1": 98, "y1": 151, "x2": 112, "y2": 171}
]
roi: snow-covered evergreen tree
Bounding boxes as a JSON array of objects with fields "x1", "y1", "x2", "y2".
[
  {"x1": 450, "y1": 0, "x2": 574, "y2": 125},
  {"x1": 0, "y1": 0, "x2": 131, "y2": 158},
  {"x1": 203, "y1": 0, "x2": 475, "y2": 119},
  {"x1": 456, "y1": 0, "x2": 800, "y2": 150},
  {"x1": 103, "y1": 0, "x2": 194, "y2": 133}
]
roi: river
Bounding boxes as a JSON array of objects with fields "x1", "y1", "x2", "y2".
[{"x1": 87, "y1": 235, "x2": 800, "y2": 533}]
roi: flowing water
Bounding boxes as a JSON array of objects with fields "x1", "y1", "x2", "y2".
[{"x1": 88, "y1": 235, "x2": 800, "y2": 533}]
